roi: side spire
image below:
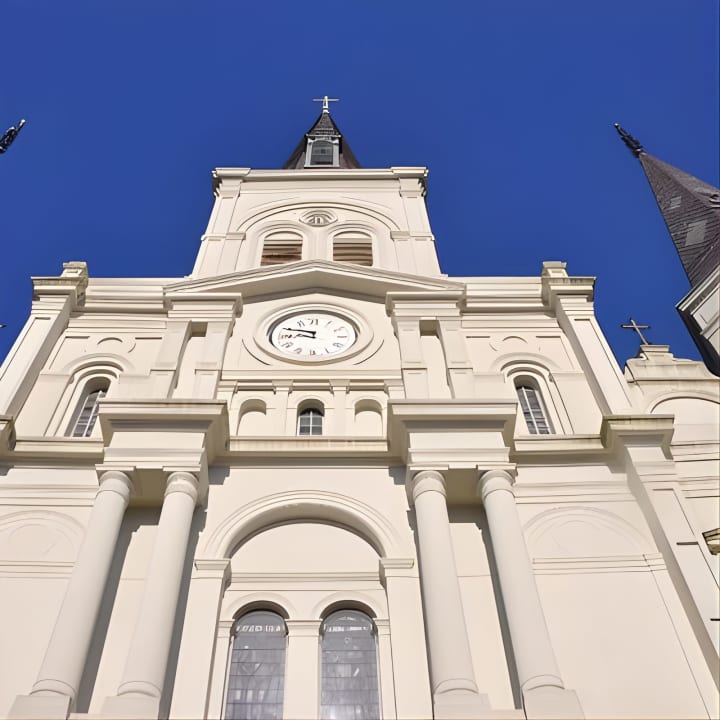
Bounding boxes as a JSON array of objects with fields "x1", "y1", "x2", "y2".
[
  {"x1": 616, "y1": 123, "x2": 720, "y2": 288},
  {"x1": 614, "y1": 123, "x2": 644, "y2": 157}
]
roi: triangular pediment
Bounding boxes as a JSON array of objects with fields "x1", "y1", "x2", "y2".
[{"x1": 165, "y1": 260, "x2": 463, "y2": 302}]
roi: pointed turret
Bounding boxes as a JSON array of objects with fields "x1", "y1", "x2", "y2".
[
  {"x1": 615, "y1": 123, "x2": 720, "y2": 287},
  {"x1": 284, "y1": 97, "x2": 360, "y2": 169}
]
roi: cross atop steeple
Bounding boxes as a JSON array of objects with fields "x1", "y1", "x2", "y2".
[
  {"x1": 312, "y1": 96, "x2": 339, "y2": 113},
  {"x1": 621, "y1": 317, "x2": 652, "y2": 345}
]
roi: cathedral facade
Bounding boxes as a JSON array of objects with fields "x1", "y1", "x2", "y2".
[{"x1": 1, "y1": 106, "x2": 719, "y2": 720}]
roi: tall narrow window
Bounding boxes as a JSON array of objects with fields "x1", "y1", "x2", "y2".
[
  {"x1": 296, "y1": 406, "x2": 323, "y2": 436},
  {"x1": 516, "y1": 384, "x2": 553, "y2": 435},
  {"x1": 333, "y1": 231, "x2": 373, "y2": 266},
  {"x1": 261, "y1": 231, "x2": 303, "y2": 266},
  {"x1": 69, "y1": 383, "x2": 108, "y2": 437},
  {"x1": 225, "y1": 610, "x2": 287, "y2": 720},
  {"x1": 320, "y1": 610, "x2": 380, "y2": 720}
]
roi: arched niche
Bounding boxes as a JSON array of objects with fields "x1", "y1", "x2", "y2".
[
  {"x1": 354, "y1": 399, "x2": 383, "y2": 436},
  {"x1": 230, "y1": 520, "x2": 378, "y2": 574},
  {"x1": 652, "y1": 396, "x2": 720, "y2": 443},
  {"x1": 237, "y1": 399, "x2": 269, "y2": 436}
]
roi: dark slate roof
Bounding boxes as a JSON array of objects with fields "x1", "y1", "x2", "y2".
[
  {"x1": 283, "y1": 109, "x2": 361, "y2": 169},
  {"x1": 616, "y1": 124, "x2": 720, "y2": 287}
]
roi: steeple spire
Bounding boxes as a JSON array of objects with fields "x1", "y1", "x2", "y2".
[
  {"x1": 283, "y1": 98, "x2": 360, "y2": 170},
  {"x1": 616, "y1": 122, "x2": 720, "y2": 288}
]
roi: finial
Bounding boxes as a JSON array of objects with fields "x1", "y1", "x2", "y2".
[
  {"x1": 0, "y1": 118, "x2": 26, "y2": 154},
  {"x1": 614, "y1": 123, "x2": 644, "y2": 157},
  {"x1": 312, "y1": 95, "x2": 339, "y2": 113}
]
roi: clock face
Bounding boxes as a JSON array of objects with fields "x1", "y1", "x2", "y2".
[{"x1": 269, "y1": 312, "x2": 357, "y2": 358}]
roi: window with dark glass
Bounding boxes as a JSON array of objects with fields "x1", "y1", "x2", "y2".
[
  {"x1": 320, "y1": 610, "x2": 380, "y2": 720},
  {"x1": 310, "y1": 139, "x2": 334, "y2": 165},
  {"x1": 516, "y1": 383, "x2": 553, "y2": 435},
  {"x1": 69, "y1": 384, "x2": 108, "y2": 437},
  {"x1": 224, "y1": 610, "x2": 287, "y2": 720},
  {"x1": 297, "y1": 407, "x2": 323, "y2": 436}
]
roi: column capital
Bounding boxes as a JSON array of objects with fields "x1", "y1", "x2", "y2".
[
  {"x1": 407, "y1": 469, "x2": 446, "y2": 504},
  {"x1": 286, "y1": 619, "x2": 322, "y2": 637},
  {"x1": 97, "y1": 469, "x2": 134, "y2": 503},
  {"x1": 477, "y1": 468, "x2": 516, "y2": 503},
  {"x1": 165, "y1": 471, "x2": 200, "y2": 503}
]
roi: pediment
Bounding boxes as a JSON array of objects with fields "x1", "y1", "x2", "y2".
[{"x1": 165, "y1": 260, "x2": 463, "y2": 303}]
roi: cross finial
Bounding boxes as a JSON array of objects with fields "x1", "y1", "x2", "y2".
[
  {"x1": 621, "y1": 317, "x2": 652, "y2": 345},
  {"x1": 312, "y1": 95, "x2": 339, "y2": 113}
]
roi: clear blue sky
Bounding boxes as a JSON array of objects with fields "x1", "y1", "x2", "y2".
[{"x1": 1, "y1": 1, "x2": 718, "y2": 366}]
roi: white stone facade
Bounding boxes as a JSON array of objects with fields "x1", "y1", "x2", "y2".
[{"x1": 0, "y1": 161, "x2": 718, "y2": 720}]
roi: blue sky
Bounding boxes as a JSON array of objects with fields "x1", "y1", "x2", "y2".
[{"x1": 1, "y1": 1, "x2": 718, "y2": 366}]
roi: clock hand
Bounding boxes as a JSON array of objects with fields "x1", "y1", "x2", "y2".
[{"x1": 282, "y1": 327, "x2": 317, "y2": 337}]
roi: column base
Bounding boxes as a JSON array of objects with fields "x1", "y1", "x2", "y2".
[
  {"x1": 522, "y1": 686, "x2": 584, "y2": 719},
  {"x1": 433, "y1": 690, "x2": 507, "y2": 719},
  {"x1": 8, "y1": 694, "x2": 71, "y2": 719},
  {"x1": 101, "y1": 693, "x2": 160, "y2": 719}
]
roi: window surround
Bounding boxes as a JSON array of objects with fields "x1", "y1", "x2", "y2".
[
  {"x1": 515, "y1": 381, "x2": 554, "y2": 435},
  {"x1": 46, "y1": 364, "x2": 120, "y2": 438},
  {"x1": 305, "y1": 137, "x2": 339, "y2": 167},
  {"x1": 319, "y1": 608, "x2": 381, "y2": 720},
  {"x1": 222, "y1": 608, "x2": 289, "y2": 720},
  {"x1": 259, "y1": 229, "x2": 305, "y2": 266},
  {"x1": 296, "y1": 404, "x2": 324, "y2": 436},
  {"x1": 504, "y1": 364, "x2": 569, "y2": 435}
]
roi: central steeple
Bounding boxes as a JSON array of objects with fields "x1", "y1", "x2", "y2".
[{"x1": 283, "y1": 97, "x2": 360, "y2": 169}]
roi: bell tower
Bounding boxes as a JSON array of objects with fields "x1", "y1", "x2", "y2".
[{"x1": 191, "y1": 100, "x2": 442, "y2": 279}]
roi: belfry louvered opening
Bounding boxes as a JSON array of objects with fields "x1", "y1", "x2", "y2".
[
  {"x1": 333, "y1": 231, "x2": 373, "y2": 266},
  {"x1": 261, "y1": 231, "x2": 303, "y2": 266}
]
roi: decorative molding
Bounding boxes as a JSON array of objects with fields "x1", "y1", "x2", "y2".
[{"x1": 299, "y1": 209, "x2": 337, "y2": 227}]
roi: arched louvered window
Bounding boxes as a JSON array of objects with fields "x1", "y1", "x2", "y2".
[
  {"x1": 296, "y1": 406, "x2": 323, "y2": 436},
  {"x1": 320, "y1": 610, "x2": 380, "y2": 720},
  {"x1": 310, "y1": 139, "x2": 335, "y2": 166},
  {"x1": 516, "y1": 383, "x2": 553, "y2": 435},
  {"x1": 333, "y1": 231, "x2": 373, "y2": 266},
  {"x1": 69, "y1": 382, "x2": 108, "y2": 438},
  {"x1": 261, "y1": 231, "x2": 303, "y2": 266},
  {"x1": 225, "y1": 610, "x2": 287, "y2": 720}
]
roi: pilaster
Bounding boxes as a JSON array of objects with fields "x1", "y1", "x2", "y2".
[
  {"x1": 283, "y1": 620, "x2": 321, "y2": 720},
  {"x1": 0, "y1": 262, "x2": 88, "y2": 418},
  {"x1": 541, "y1": 261, "x2": 634, "y2": 415},
  {"x1": 603, "y1": 415, "x2": 720, "y2": 677}
]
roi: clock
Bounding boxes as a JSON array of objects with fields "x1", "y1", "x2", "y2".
[{"x1": 269, "y1": 311, "x2": 357, "y2": 358}]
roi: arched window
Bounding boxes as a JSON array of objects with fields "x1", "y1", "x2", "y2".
[
  {"x1": 225, "y1": 610, "x2": 287, "y2": 720},
  {"x1": 68, "y1": 381, "x2": 109, "y2": 437},
  {"x1": 333, "y1": 231, "x2": 373, "y2": 266},
  {"x1": 261, "y1": 231, "x2": 303, "y2": 266},
  {"x1": 296, "y1": 406, "x2": 323, "y2": 436},
  {"x1": 516, "y1": 383, "x2": 553, "y2": 435},
  {"x1": 320, "y1": 609, "x2": 380, "y2": 720}
]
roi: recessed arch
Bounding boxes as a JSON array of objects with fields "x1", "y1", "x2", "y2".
[
  {"x1": 202, "y1": 490, "x2": 403, "y2": 559},
  {"x1": 523, "y1": 505, "x2": 652, "y2": 557},
  {"x1": 0, "y1": 509, "x2": 85, "y2": 562}
]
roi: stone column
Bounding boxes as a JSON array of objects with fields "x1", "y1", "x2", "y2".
[
  {"x1": 104, "y1": 471, "x2": 199, "y2": 719},
  {"x1": 478, "y1": 469, "x2": 583, "y2": 719},
  {"x1": 9, "y1": 470, "x2": 132, "y2": 719},
  {"x1": 408, "y1": 470, "x2": 489, "y2": 718}
]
